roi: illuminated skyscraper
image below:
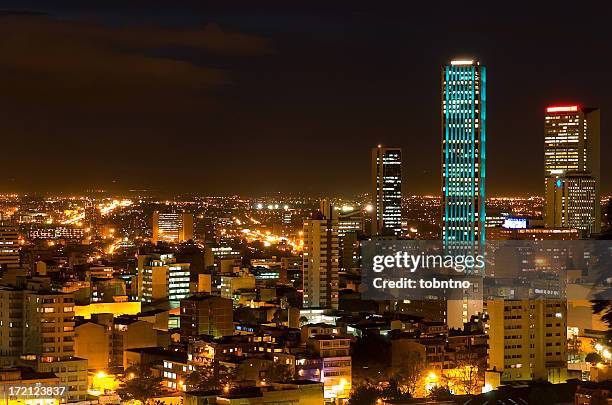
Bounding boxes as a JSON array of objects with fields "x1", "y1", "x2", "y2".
[
  {"x1": 442, "y1": 59, "x2": 486, "y2": 329},
  {"x1": 371, "y1": 146, "x2": 402, "y2": 236},
  {"x1": 303, "y1": 207, "x2": 339, "y2": 310},
  {"x1": 544, "y1": 105, "x2": 600, "y2": 236},
  {"x1": 441, "y1": 59, "x2": 486, "y2": 244},
  {"x1": 152, "y1": 212, "x2": 194, "y2": 244}
]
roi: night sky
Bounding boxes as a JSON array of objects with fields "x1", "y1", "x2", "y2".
[{"x1": 1, "y1": 1, "x2": 610, "y2": 196}]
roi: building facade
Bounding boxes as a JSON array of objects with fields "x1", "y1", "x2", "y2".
[
  {"x1": 441, "y1": 60, "x2": 486, "y2": 243},
  {"x1": 485, "y1": 299, "x2": 567, "y2": 383},
  {"x1": 371, "y1": 146, "x2": 402, "y2": 236},
  {"x1": 0, "y1": 223, "x2": 20, "y2": 270},
  {"x1": 180, "y1": 294, "x2": 234, "y2": 339},
  {"x1": 544, "y1": 106, "x2": 600, "y2": 236},
  {"x1": 137, "y1": 254, "x2": 191, "y2": 303},
  {"x1": 302, "y1": 211, "x2": 339, "y2": 310},
  {"x1": 152, "y1": 212, "x2": 194, "y2": 244}
]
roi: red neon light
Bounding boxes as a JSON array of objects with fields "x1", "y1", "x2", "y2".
[{"x1": 546, "y1": 105, "x2": 579, "y2": 113}]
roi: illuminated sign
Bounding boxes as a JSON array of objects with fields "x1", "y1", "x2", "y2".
[
  {"x1": 502, "y1": 217, "x2": 527, "y2": 229},
  {"x1": 546, "y1": 105, "x2": 578, "y2": 113},
  {"x1": 450, "y1": 60, "x2": 474, "y2": 65}
]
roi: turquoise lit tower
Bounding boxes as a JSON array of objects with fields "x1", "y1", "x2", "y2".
[{"x1": 441, "y1": 59, "x2": 486, "y2": 244}]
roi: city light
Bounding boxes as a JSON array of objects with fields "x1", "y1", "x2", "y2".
[
  {"x1": 0, "y1": 11, "x2": 608, "y2": 403},
  {"x1": 450, "y1": 59, "x2": 474, "y2": 65},
  {"x1": 546, "y1": 105, "x2": 579, "y2": 113}
]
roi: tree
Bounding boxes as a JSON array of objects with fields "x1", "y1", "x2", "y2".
[
  {"x1": 348, "y1": 383, "x2": 381, "y2": 405},
  {"x1": 450, "y1": 361, "x2": 481, "y2": 395},
  {"x1": 298, "y1": 316, "x2": 309, "y2": 325},
  {"x1": 381, "y1": 378, "x2": 411, "y2": 401},
  {"x1": 429, "y1": 386, "x2": 453, "y2": 400},
  {"x1": 393, "y1": 351, "x2": 423, "y2": 396},
  {"x1": 186, "y1": 363, "x2": 237, "y2": 392},
  {"x1": 586, "y1": 352, "x2": 603, "y2": 365},
  {"x1": 352, "y1": 334, "x2": 391, "y2": 383},
  {"x1": 271, "y1": 309, "x2": 284, "y2": 327},
  {"x1": 117, "y1": 366, "x2": 163, "y2": 404},
  {"x1": 264, "y1": 361, "x2": 293, "y2": 383}
]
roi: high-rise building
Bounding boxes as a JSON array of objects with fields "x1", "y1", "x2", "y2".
[
  {"x1": 0, "y1": 222, "x2": 20, "y2": 270},
  {"x1": 544, "y1": 105, "x2": 600, "y2": 236},
  {"x1": 0, "y1": 286, "x2": 88, "y2": 402},
  {"x1": 152, "y1": 212, "x2": 194, "y2": 244},
  {"x1": 545, "y1": 173, "x2": 599, "y2": 236},
  {"x1": 441, "y1": 59, "x2": 486, "y2": 330},
  {"x1": 136, "y1": 253, "x2": 191, "y2": 303},
  {"x1": 180, "y1": 294, "x2": 233, "y2": 339},
  {"x1": 485, "y1": 299, "x2": 567, "y2": 383},
  {"x1": 320, "y1": 203, "x2": 363, "y2": 271},
  {"x1": 371, "y1": 146, "x2": 402, "y2": 236},
  {"x1": 303, "y1": 208, "x2": 339, "y2": 310},
  {"x1": 441, "y1": 59, "x2": 486, "y2": 243}
]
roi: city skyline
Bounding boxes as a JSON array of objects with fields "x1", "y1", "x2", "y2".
[
  {"x1": 0, "y1": 3, "x2": 611, "y2": 196},
  {"x1": 2, "y1": 4, "x2": 612, "y2": 404}
]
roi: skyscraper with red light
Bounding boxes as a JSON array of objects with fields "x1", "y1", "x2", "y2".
[{"x1": 544, "y1": 105, "x2": 600, "y2": 235}]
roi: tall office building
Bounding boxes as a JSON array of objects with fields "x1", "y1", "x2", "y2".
[
  {"x1": 371, "y1": 146, "x2": 402, "y2": 236},
  {"x1": 137, "y1": 253, "x2": 191, "y2": 303},
  {"x1": 0, "y1": 222, "x2": 20, "y2": 270},
  {"x1": 545, "y1": 173, "x2": 599, "y2": 236},
  {"x1": 320, "y1": 201, "x2": 363, "y2": 271},
  {"x1": 152, "y1": 212, "x2": 194, "y2": 244},
  {"x1": 441, "y1": 59, "x2": 486, "y2": 243},
  {"x1": 303, "y1": 207, "x2": 339, "y2": 310},
  {"x1": 485, "y1": 299, "x2": 567, "y2": 383},
  {"x1": 442, "y1": 59, "x2": 486, "y2": 329},
  {"x1": 544, "y1": 105, "x2": 600, "y2": 236}
]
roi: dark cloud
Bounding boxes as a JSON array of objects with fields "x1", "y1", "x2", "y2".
[{"x1": 0, "y1": 4, "x2": 610, "y2": 197}]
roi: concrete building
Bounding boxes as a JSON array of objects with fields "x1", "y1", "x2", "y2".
[
  {"x1": 137, "y1": 253, "x2": 191, "y2": 303},
  {"x1": 302, "y1": 208, "x2": 339, "y2": 310},
  {"x1": 0, "y1": 222, "x2": 20, "y2": 270},
  {"x1": 544, "y1": 105, "x2": 600, "y2": 236},
  {"x1": 299, "y1": 335, "x2": 352, "y2": 402},
  {"x1": 183, "y1": 381, "x2": 324, "y2": 405},
  {"x1": 485, "y1": 299, "x2": 567, "y2": 383},
  {"x1": 0, "y1": 367, "x2": 60, "y2": 401},
  {"x1": 0, "y1": 287, "x2": 24, "y2": 366},
  {"x1": 545, "y1": 173, "x2": 600, "y2": 237},
  {"x1": 22, "y1": 290, "x2": 77, "y2": 359},
  {"x1": 152, "y1": 212, "x2": 194, "y2": 244},
  {"x1": 219, "y1": 271, "x2": 256, "y2": 305},
  {"x1": 0, "y1": 286, "x2": 89, "y2": 402},
  {"x1": 111, "y1": 317, "x2": 160, "y2": 368},
  {"x1": 180, "y1": 294, "x2": 233, "y2": 339},
  {"x1": 74, "y1": 321, "x2": 110, "y2": 370}
]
